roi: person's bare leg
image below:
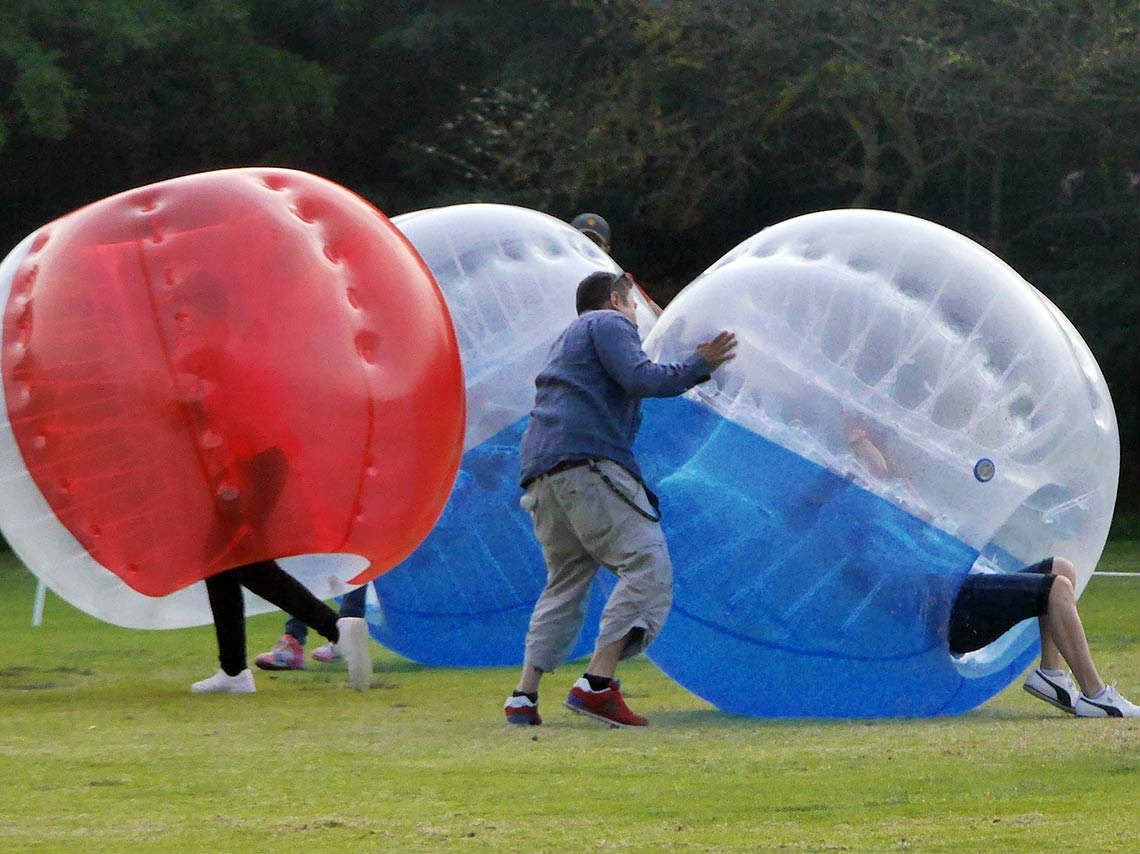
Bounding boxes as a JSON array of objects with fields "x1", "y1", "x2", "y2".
[
  {"x1": 1038, "y1": 558, "x2": 1076, "y2": 671},
  {"x1": 583, "y1": 629, "x2": 639, "y2": 680},
  {"x1": 515, "y1": 664, "x2": 544, "y2": 694},
  {"x1": 1042, "y1": 572, "x2": 1105, "y2": 696}
]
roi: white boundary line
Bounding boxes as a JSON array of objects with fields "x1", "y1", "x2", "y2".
[{"x1": 1090, "y1": 572, "x2": 1139, "y2": 578}]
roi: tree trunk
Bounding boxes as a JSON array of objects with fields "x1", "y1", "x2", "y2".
[{"x1": 841, "y1": 106, "x2": 881, "y2": 208}]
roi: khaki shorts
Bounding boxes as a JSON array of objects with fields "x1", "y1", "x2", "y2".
[{"x1": 520, "y1": 459, "x2": 673, "y2": 672}]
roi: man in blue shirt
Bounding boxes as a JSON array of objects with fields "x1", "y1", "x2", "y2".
[{"x1": 504, "y1": 271, "x2": 736, "y2": 727}]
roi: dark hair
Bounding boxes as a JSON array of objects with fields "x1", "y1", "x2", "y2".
[{"x1": 576, "y1": 271, "x2": 631, "y2": 315}]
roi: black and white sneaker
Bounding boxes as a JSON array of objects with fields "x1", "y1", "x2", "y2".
[
  {"x1": 1023, "y1": 668, "x2": 1077, "y2": 713},
  {"x1": 1074, "y1": 684, "x2": 1140, "y2": 718}
]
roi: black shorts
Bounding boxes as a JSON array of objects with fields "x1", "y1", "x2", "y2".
[{"x1": 948, "y1": 558, "x2": 1055, "y2": 655}]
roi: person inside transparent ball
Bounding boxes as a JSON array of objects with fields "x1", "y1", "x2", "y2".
[
  {"x1": 844, "y1": 413, "x2": 932, "y2": 523},
  {"x1": 948, "y1": 555, "x2": 1138, "y2": 717},
  {"x1": 171, "y1": 284, "x2": 373, "y2": 696},
  {"x1": 846, "y1": 425, "x2": 1136, "y2": 718},
  {"x1": 570, "y1": 212, "x2": 663, "y2": 317}
]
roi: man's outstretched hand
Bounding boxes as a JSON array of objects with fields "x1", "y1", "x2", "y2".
[{"x1": 696, "y1": 331, "x2": 738, "y2": 372}]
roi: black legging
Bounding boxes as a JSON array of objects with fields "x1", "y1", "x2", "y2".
[{"x1": 206, "y1": 560, "x2": 340, "y2": 676}]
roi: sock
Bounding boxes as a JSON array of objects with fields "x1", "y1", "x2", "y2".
[
  {"x1": 222, "y1": 665, "x2": 245, "y2": 677},
  {"x1": 1040, "y1": 667, "x2": 1066, "y2": 678},
  {"x1": 584, "y1": 672, "x2": 613, "y2": 692},
  {"x1": 512, "y1": 690, "x2": 538, "y2": 703},
  {"x1": 1087, "y1": 685, "x2": 1107, "y2": 699}
]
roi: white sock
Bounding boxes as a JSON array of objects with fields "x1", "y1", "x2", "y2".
[
  {"x1": 1040, "y1": 667, "x2": 1066, "y2": 679},
  {"x1": 1087, "y1": 685, "x2": 1107, "y2": 700}
]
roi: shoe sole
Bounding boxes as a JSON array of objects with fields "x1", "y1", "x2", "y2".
[
  {"x1": 191, "y1": 685, "x2": 255, "y2": 694},
  {"x1": 253, "y1": 660, "x2": 304, "y2": 672},
  {"x1": 337, "y1": 617, "x2": 371, "y2": 692},
  {"x1": 1074, "y1": 698, "x2": 1129, "y2": 718},
  {"x1": 1023, "y1": 682, "x2": 1076, "y2": 714},
  {"x1": 563, "y1": 699, "x2": 646, "y2": 728},
  {"x1": 1074, "y1": 706, "x2": 1112, "y2": 718}
]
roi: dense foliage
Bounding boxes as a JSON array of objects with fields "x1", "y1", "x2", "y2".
[{"x1": 1, "y1": 0, "x2": 1136, "y2": 514}]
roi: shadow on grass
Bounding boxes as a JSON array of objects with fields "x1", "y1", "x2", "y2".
[
  {"x1": 371, "y1": 657, "x2": 435, "y2": 674},
  {"x1": 649, "y1": 704, "x2": 1071, "y2": 729},
  {"x1": 0, "y1": 664, "x2": 96, "y2": 691},
  {"x1": 650, "y1": 708, "x2": 794, "y2": 729}
]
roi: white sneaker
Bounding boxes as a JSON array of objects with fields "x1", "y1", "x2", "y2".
[
  {"x1": 191, "y1": 668, "x2": 255, "y2": 694},
  {"x1": 1074, "y1": 684, "x2": 1140, "y2": 718},
  {"x1": 336, "y1": 617, "x2": 371, "y2": 692},
  {"x1": 1023, "y1": 668, "x2": 1077, "y2": 713}
]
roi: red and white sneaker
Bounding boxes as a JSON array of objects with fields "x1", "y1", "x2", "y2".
[
  {"x1": 564, "y1": 678, "x2": 647, "y2": 727},
  {"x1": 504, "y1": 695, "x2": 542, "y2": 726},
  {"x1": 254, "y1": 634, "x2": 305, "y2": 671}
]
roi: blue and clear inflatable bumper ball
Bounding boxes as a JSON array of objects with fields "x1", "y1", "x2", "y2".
[
  {"x1": 604, "y1": 209, "x2": 1117, "y2": 717},
  {"x1": 364, "y1": 204, "x2": 657, "y2": 665}
]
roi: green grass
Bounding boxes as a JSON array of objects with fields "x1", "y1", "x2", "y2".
[{"x1": 0, "y1": 545, "x2": 1137, "y2": 853}]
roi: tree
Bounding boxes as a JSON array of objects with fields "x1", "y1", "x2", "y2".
[{"x1": 0, "y1": 0, "x2": 337, "y2": 248}]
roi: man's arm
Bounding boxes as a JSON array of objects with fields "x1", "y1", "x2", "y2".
[{"x1": 590, "y1": 312, "x2": 711, "y2": 398}]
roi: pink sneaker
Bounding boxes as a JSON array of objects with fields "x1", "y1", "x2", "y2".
[
  {"x1": 310, "y1": 642, "x2": 342, "y2": 663},
  {"x1": 254, "y1": 634, "x2": 305, "y2": 671}
]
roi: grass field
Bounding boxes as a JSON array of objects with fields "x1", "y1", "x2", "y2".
[{"x1": 1, "y1": 543, "x2": 1136, "y2": 853}]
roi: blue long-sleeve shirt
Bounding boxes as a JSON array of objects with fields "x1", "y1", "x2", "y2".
[{"x1": 518, "y1": 309, "x2": 710, "y2": 486}]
